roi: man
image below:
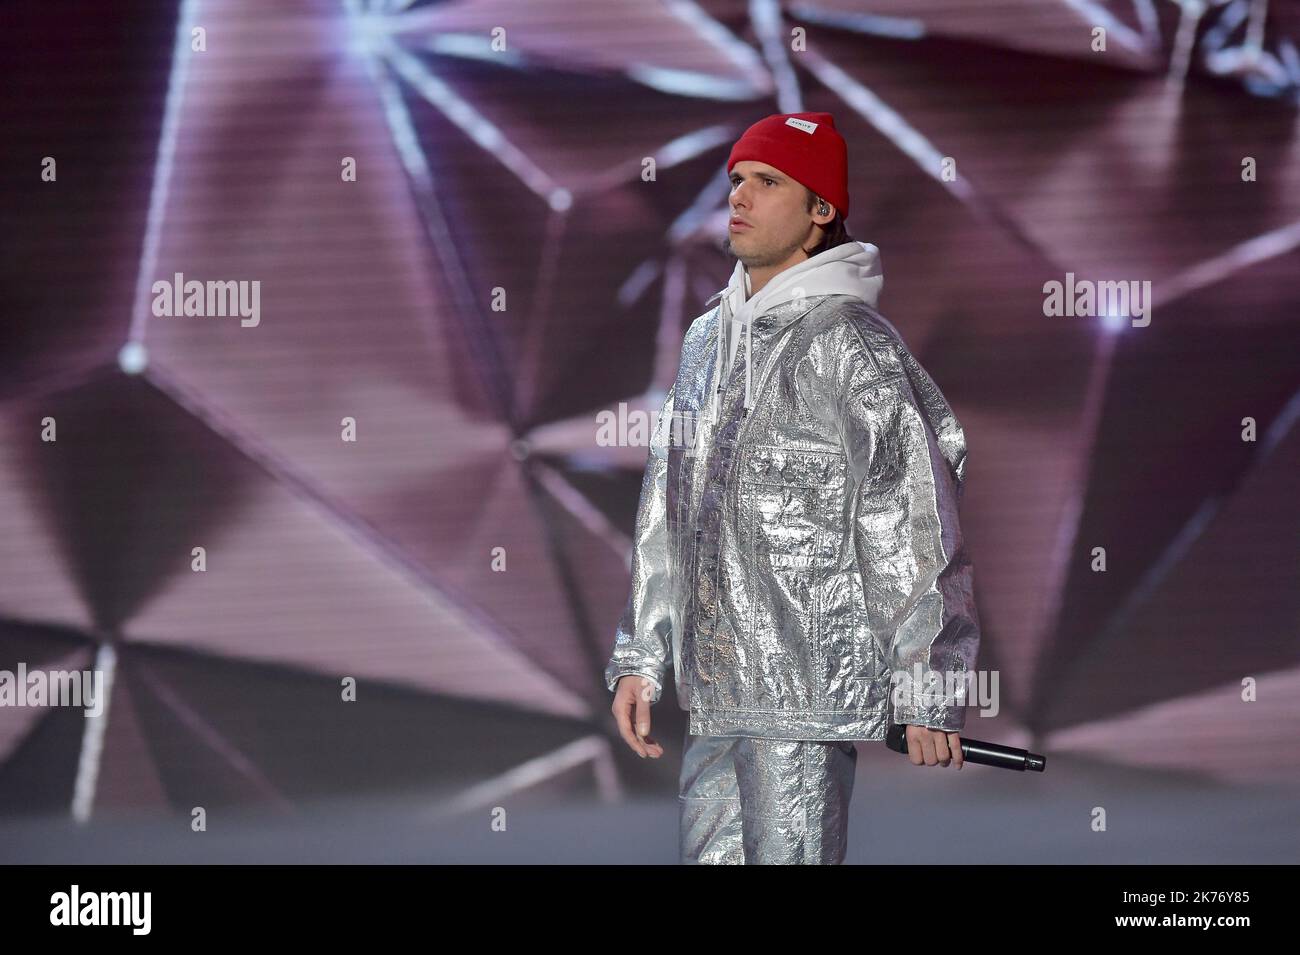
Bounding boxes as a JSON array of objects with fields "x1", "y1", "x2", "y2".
[{"x1": 606, "y1": 112, "x2": 981, "y2": 864}]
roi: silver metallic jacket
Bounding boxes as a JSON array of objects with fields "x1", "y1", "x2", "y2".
[{"x1": 605, "y1": 293, "x2": 981, "y2": 740}]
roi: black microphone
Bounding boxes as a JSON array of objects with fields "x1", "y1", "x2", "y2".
[{"x1": 884, "y1": 717, "x2": 1045, "y2": 771}]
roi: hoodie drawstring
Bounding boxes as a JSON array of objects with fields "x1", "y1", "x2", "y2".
[
  {"x1": 712, "y1": 293, "x2": 726, "y2": 422},
  {"x1": 712, "y1": 285, "x2": 757, "y2": 418},
  {"x1": 744, "y1": 309, "x2": 752, "y2": 410}
]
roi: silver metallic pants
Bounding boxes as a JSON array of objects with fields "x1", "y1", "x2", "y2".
[{"x1": 678, "y1": 728, "x2": 858, "y2": 864}]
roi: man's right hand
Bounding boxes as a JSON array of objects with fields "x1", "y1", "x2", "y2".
[{"x1": 611, "y1": 676, "x2": 665, "y2": 759}]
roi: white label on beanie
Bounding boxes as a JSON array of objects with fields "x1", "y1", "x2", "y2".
[{"x1": 785, "y1": 117, "x2": 818, "y2": 134}]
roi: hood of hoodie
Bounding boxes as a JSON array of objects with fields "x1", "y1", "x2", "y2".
[{"x1": 714, "y1": 240, "x2": 887, "y2": 411}]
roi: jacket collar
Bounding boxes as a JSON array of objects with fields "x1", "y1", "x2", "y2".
[
  {"x1": 705, "y1": 294, "x2": 828, "y2": 420},
  {"x1": 706, "y1": 242, "x2": 885, "y2": 412}
]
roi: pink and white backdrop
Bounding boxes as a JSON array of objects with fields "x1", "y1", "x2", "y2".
[{"x1": 1, "y1": 0, "x2": 1298, "y2": 860}]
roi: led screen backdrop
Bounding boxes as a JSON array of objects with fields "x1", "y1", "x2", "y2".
[{"x1": 1, "y1": 0, "x2": 1298, "y2": 860}]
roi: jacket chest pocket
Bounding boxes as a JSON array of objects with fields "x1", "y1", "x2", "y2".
[{"x1": 739, "y1": 446, "x2": 846, "y2": 569}]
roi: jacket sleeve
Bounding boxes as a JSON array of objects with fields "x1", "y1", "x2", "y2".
[
  {"x1": 603, "y1": 385, "x2": 676, "y2": 703},
  {"x1": 837, "y1": 338, "x2": 980, "y2": 733}
]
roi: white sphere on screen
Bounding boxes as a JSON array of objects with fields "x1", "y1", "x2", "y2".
[{"x1": 117, "y1": 342, "x2": 149, "y2": 375}]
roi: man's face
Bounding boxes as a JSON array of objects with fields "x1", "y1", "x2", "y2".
[{"x1": 725, "y1": 160, "x2": 812, "y2": 266}]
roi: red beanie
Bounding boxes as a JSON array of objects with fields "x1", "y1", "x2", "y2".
[{"x1": 727, "y1": 111, "x2": 850, "y2": 219}]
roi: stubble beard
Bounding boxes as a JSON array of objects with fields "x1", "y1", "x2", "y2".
[{"x1": 722, "y1": 229, "x2": 803, "y2": 268}]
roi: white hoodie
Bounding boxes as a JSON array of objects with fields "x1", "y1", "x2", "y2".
[{"x1": 712, "y1": 240, "x2": 889, "y2": 414}]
